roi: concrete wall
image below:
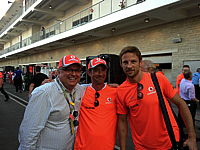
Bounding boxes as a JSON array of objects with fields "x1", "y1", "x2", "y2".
[
  {"x1": 22, "y1": 27, "x2": 32, "y2": 40},
  {"x1": 1, "y1": 16, "x2": 200, "y2": 86},
  {"x1": 12, "y1": 36, "x2": 20, "y2": 45}
]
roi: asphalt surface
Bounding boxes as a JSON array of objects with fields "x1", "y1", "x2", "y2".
[{"x1": 1, "y1": 80, "x2": 200, "y2": 150}]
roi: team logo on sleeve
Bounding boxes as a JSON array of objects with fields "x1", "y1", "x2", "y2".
[{"x1": 105, "y1": 97, "x2": 114, "y2": 104}]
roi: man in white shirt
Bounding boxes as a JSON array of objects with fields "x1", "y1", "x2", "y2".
[{"x1": 18, "y1": 55, "x2": 87, "y2": 150}]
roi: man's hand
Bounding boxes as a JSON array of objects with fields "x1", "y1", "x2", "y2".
[
  {"x1": 183, "y1": 136, "x2": 197, "y2": 150},
  {"x1": 41, "y1": 79, "x2": 54, "y2": 85}
]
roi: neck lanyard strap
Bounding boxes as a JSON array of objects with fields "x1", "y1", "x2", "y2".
[{"x1": 56, "y1": 77, "x2": 76, "y2": 113}]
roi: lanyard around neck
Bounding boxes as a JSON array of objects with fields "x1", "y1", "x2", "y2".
[{"x1": 56, "y1": 77, "x2": 76, "y2": 114}]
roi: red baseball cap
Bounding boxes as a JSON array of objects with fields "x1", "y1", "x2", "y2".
[
  {"x1": 58, "y1": 55, "x2": 82, "y2": 69},
  {"x1": 88, "y1": 58, "x2": 108, "y2": 70}
]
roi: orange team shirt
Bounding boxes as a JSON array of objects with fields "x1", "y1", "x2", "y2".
[
  {"x1": 156, "y1": 71, "x2": 164, "y2": 75},
  {"x1": 74, "y1": 84, "x2": 117, "y2": 150},
  {"x1": 176, "y1": 73, "x2": 184, "y2": 95},
  {"x1": 117, "y1": 72, "x2": 179, "y2": 150},
  {"x1": 0, "y1": 72, "x2": 3, "y2": 84}
]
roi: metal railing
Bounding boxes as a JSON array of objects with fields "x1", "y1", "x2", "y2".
[{"x1": 1, "y1": 0, "x2": 145, "y2": 56}]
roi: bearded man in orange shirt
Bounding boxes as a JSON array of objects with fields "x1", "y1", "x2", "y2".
[
  {"x1": 117, "y1": 46, "x2": 197, "y2": 150},
  {"x1": 176, "y1": 65, "x2": 190, "y2": 95}
]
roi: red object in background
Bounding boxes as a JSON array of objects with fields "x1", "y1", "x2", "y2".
[
  {"x1": 29, "y1": 66, "x2": 33, "y2": 73},
  {"x1": 90, "y1": 9, "x2": 93, "y2": 13}
]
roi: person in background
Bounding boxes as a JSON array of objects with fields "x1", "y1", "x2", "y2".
[
  {"x1": 141, "y1": 59, "x2": 154, "y2": 73},
  {"x1": 0, "y1": 71, "x2": 9, "y2": 101},
  {"x1": 179, "y1": 71, "x2": 199, "y2": 127},
  {"x1": 157, "y1": 68, "x2": 164, "y2": 75},
  {"x1": 49, "y1": 71, "x2": 56, "y2": 79},
  {"x1": 176, "y1": 65, "x2": 190, "y2": 95},
  {"x1": 74, "y1": 58, "x2": 118, "y2": 149},
  {"x1": 192, "y1": 68, "x2": 200, "y2": 102},
  {"x1": 3, "y1": 68, "x2": 7, "y2": 82},
  {"x1": 41, "y1": 26, "x2": 45, "y2": 39},
  {"x1": 117, "y1": 46, "x2": 197, "y2": 150},
  {"x1": 28, "y1": 66, "x2": 49, "y2": 98},
  {"x1": 13, "y1": 67, "x2": 23, "y2": 93},
  {"x1": 8, "y1": 70, "x2": 13, "y2": 85}
]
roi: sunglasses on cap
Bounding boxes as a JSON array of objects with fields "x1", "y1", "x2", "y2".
[
  {"x1": 137, "y1": 83, "x2": 143, "y2": 100},
  {"x1": 95, "y1": 91, "x2": 100, "y2": 107}
]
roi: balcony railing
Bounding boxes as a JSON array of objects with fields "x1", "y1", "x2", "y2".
[
  {"x1": 0, "y1": 0, "x2": 145, "y2": 56},
  {"x1": 0, "y1": 0, "x2": 38, "y2": 35}
]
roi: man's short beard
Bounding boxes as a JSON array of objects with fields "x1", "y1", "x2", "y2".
[{"x1": 127, "y1": 69, "x2": 139, "y2": 79}]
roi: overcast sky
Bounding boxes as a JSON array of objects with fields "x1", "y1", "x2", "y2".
[{"x1": 0, "y1": 0, "x2": 15, "y2": 20}]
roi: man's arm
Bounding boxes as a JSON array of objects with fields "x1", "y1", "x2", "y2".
[
  {"x1": 118, "y1": 114, "x2": 128, "y2": 150},
  {"x1": 171, "y1": 93, "x2": 197, "y2": 150},
  {"x1": 28, "y1": 83, "x2": 35, "y2": 98},
  {"x1": 42, "y1": 78, "x2": 54, "y2": 85}
]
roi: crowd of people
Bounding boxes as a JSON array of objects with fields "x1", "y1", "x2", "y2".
[
  {"x1": 0, "y1": 66, "x2": 57, "y2": 101},
  {"x1": 1, "y1": 46, "x2": 200, "y2": 150}
]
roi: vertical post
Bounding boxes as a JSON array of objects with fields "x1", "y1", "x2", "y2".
[
  {"x1": 54, "y1": 25, "x2": 55, "y2": 35},
  {"x1": 59, "y1": 23, "x2": 60, "y2": 34},
  {"x1": 65, "y1": 19, "x2": 66, "y2": 31},
  {"x1": 88, "y1": 7, "x2": 90, "y2": 22},
  {"x1": 111, "y1": 0, "x2": 112, "y2": 13},
  {"x1": 79, "y1": 12, "x2": 81, "y2": 25},
  {"x1": 72, "y1": 16, "x2": 73, "y2": 28},
  {"x1": 99, "y1": 2, "x2": 100, "y2": 18}
]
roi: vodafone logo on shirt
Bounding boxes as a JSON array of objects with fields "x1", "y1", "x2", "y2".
[
  {"x1": 105, "y1": 97, "x2": 114, "y2": 104},
  {"x1": 148, "y1": 87, "x2": 154, "y2": 91},
  {"x1": 147, "y1": 87, "x2": 156, "y2": 95}
]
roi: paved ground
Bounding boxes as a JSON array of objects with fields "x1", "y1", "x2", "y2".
[{"x1": 1, "y1": 81, "x2": 200, "y2": 150}]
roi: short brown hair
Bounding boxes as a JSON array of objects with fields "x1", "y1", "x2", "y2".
[
  {"x1": 183, "y1": 70, "x2": 192, "y2": 79},
  {"x1": 119, "y1": 46, "x2": 142, "y2": 63},
  {"x1": 35, "y1": 66, "x2": 41, "y2": 72}
]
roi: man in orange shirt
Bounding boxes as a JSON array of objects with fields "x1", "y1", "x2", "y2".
[
  {"x1": 157, "y1": 68, "x2": 164, "y2": 75},
  {"x1": 117, "y1": 46, "x2": 197, "y2": 150},
  {"x1": 74, "y1": 58, "x2": 118, "y2": 150},
  {"x1": 176, "y1": 65, "x2": 190, "y2": 95},
  {"x1": 0, "y1": 72, "x2": 9, "y2": 101}
]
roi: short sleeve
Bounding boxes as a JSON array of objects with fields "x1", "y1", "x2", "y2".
[
  {"x1": 116, "y1": 90, "x2": 128, "y2": 114},
  {"x1": 188, "y1": 85, "x2": 196, "y2": 99}
]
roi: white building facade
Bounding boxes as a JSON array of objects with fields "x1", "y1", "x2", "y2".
[{"x1": 0, "y1": 0, "x2": 200, "y2": 85}]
